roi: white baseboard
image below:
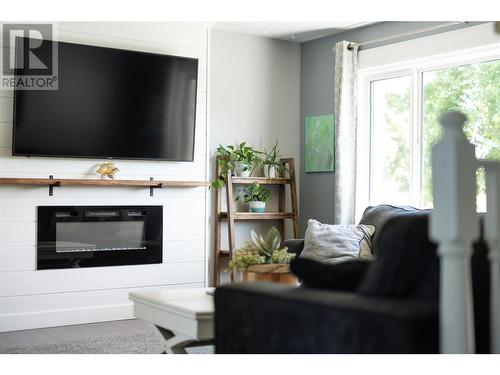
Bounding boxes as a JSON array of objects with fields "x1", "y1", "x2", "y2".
[
  {"x1": 0, "y1": 282, "x2": 206, "y2": 332},
  {"x1": 0, "y1": 303, "x2": 134, "y2": 332}
]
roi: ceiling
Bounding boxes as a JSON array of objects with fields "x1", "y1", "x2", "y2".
[{"x1": 212, "y1": 22, "x2": 377, "y2": 43}]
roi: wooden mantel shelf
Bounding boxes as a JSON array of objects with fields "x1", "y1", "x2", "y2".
[{"x1": 0, "y1": 177, "x2": 209, "y2": 196}]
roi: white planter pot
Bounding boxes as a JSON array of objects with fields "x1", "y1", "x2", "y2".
[
  {"x1": 235, "y1": 162, "x2": 251, "y2": 177},
  {"x1": 263, "y1": 165, "x2": 277, "y2": 179},
  {"x1": 249, "y1": 201, "x2": 266, "y2": 213}
]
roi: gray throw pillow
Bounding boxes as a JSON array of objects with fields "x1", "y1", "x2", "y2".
[{"x1": 299, "y1": 219, "x2": 375, "y2": 264}]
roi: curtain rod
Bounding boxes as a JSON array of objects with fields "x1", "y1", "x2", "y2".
[{"x1": 348, "y1": 21, "x2": 467, "y2": 50}]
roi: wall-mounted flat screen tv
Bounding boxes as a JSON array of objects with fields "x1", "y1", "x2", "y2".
[{"x1": 12, "y1": 38, "x2": 198, "y2": 161}]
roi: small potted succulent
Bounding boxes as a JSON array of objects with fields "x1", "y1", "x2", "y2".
[
  {"x1": 227, "y1": 227, "x2": 296, "y2": 284},
  {"x1": 237, "y1": 182, "x2": 270, "y2": 213},
  {"x1": 211, "y1": 142, "x2": 260, "y2": 189},
  {"x1": 261, "y1": 141, "x2": 287, "y2": 179}
]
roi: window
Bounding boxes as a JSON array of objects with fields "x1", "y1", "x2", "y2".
[
  {"x1": 362, "y1": 54, "x2": 500, "y2": 212},
  {"x1": 370, "y1": 76, "x2": 412, "y2": 205}
]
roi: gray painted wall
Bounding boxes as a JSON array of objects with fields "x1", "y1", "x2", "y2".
[{"x1": 299, "y1": 21, "x2": 483, "y2": 234}]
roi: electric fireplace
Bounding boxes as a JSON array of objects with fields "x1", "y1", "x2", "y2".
[{"x1": 37, "y1": 206, "x2": 163, "y2": 269}]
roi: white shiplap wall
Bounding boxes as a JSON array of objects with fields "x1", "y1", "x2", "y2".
[{"x1": 0, "y1": 22, "x2": 209, "y2": 332}]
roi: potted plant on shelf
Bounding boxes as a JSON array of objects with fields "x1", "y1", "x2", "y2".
[
  {"x1": 232, "y1": 142, "x2": 259, "y2": 178},
  {"x1": 211, "y1": 142, "x2": 260, "y2": 189},
  {"x1": 226, "y1": 227, "x2": 297, "y2": 284},
  {"x1": 237, "y1": 182, "x2": 270, "y2": 213},
  {"x1": 261, "y1": 141, "x2": 287, "y2": 179}
]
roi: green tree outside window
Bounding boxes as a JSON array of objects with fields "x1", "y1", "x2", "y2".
[{"x1": 376, "y1": 59, "x2": 500, "y2": 210}]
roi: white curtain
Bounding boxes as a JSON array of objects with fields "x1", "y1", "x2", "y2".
[{"x1": 334, "y1": 41, "x2": 359, "y2": 225}]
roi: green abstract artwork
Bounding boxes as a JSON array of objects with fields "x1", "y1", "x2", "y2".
[{"x1": 305, "y1": 114, "x2": 335, "y2": 172}]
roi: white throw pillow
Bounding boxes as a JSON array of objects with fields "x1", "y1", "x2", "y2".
[{"x1": 299, "y1": 219, "x2": 375, "y2": 264}]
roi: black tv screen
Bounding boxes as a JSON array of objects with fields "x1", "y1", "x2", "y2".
[{"x1": 12, "y1": 38, "x2": 198, "y2": 161}]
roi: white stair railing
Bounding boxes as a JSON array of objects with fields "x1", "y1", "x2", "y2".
[
  {"x1": 430, "y1": 111, "x2": 480, "y2": 354},
  {"x1": 483, "y1": 160, "x2": 500, "y2": 354}
]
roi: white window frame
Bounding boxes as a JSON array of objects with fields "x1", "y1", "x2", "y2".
[{"x1": 356, "y1": 41, "x2": 500, "y2": 220}]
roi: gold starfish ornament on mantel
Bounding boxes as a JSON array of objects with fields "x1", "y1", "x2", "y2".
[{"x1": 96, "y1": 162, "x2": 120, "y2": 179}]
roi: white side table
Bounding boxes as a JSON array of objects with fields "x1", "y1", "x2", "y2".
[{"x1": 129, "y1": 288, "x2": 214, "y2": 354}]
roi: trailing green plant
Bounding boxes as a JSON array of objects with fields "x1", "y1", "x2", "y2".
[
  {"x1": 261, "y1": 141, "x2": 288, "y2": 177},
  {"x1": 211, "y1": 145, "x2": 236, "y2": 189},
  {"x1": 211, "y1": 142, "x2": 260, "y2": 189},
  {"x1": 236, "y1": 182, "x2": 270, "y2": 203},
  {"x1": 226, "y1": 227, "x2": 296, "y2": 271}
]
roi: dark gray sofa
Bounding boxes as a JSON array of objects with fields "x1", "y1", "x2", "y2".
[{"x1": 214, "y1": 205, "x2": 491, "y2": 354}]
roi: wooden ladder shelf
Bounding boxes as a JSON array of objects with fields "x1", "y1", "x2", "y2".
[{"x1": 213, "y1": 158, "x2": 299, "y2": 286}]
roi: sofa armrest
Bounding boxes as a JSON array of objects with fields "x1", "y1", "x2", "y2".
[
  {"x1": 215, "y1": 282, "x2": 438, "y2": 354},
  {"x1": 283, "y1": 239, "x2": 304, "y2": 256}
]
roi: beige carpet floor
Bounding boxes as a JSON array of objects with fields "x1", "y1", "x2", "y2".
[{"x1": 0, "y1": 319, "x2": 213, "y2": 354}]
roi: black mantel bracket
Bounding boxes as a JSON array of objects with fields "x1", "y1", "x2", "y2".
[
  {"x1": 149, "y1": 177, "x2": 164, "y2": 197},
  {"x1": 48, "y1": 175, "x2": 61, "y2": 197}
]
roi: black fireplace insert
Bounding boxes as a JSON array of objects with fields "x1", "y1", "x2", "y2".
[{"x1": 37, "y1": 206, "x2": 163, "y2": 269}]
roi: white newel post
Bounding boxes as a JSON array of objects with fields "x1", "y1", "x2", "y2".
[
  {"x1": 430, "y1": 111, "x2": 479, "y2": 354},
  {"x1": 484, "y1": 163, "x2": 500, "y2": 353}
]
